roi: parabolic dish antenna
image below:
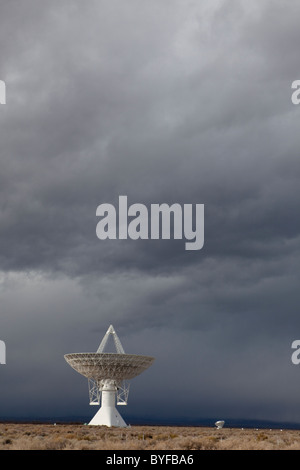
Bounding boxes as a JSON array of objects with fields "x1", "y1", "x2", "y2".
[
  {"x1": 215, "y1": 420, "x2": 225, "y2": 429},
  {"x1": 64, "y1": 325, "x2": 155, "y2": 427}
]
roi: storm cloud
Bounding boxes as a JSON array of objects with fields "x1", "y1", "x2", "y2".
[{"x1": 1, "y1": 0, "x2": 300, "y2": 425}]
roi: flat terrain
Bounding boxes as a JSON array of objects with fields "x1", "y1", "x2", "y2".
[{"x1": 1, "y1": 423, "x2": 300, "y2": 450}]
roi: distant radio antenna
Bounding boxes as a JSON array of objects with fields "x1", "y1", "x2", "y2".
[
  {"x1": 215, "y1": 420, "x2": 225, "y2": 429},
  {"x1": 64, "y1": 324, "x2": 155, "y2": 427}
]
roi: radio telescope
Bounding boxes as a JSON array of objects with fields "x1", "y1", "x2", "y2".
[
  {"x1": 64, "y1": 325, "x2": 155, "y2": 427},
  {"x1": 215, "y1": 420, "x2": 225, "y2": 429}
]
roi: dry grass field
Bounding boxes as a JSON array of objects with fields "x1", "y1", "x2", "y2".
[{"x1": 0, "y1": 422, "x2": 300, "y2": 450}]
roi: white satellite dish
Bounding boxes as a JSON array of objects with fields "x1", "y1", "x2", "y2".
[
  {"x1": 64, "y1": 325, "x2": 155, "y2": 427},
  {"x1": 215, "y1": 420, "x2": 225, "y2": 429}
]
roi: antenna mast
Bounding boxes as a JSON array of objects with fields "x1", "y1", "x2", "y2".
[{"x1": 96, "y1": 324, "x2": 125, "y2": 354}]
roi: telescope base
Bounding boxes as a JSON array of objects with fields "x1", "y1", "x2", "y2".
[
  {"x1": 88, "y1": 388, "x2": 127, "y2": 427},
  {"x1": 89, "y1": 406, "x2": 127, "y2": 427}
]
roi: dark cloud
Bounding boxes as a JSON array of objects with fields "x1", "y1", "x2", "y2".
[{"x1": 0, "y1": 0, "x2": 300, "y2": 425}]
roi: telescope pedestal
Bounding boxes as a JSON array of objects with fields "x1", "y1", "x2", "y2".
[{"x1": 89, "y1": 383, "x2": 127, "y2": 427}]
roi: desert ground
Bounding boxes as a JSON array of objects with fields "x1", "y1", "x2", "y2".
[{"x1": 0, "y1": 422, "x2": 300, "y2": 450}]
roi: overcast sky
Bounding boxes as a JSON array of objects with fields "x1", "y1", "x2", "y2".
[{"x1": 1, "y1": 0, "x2": 300, "y2": 426}]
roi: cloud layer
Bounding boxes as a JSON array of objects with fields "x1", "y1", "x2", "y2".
[{"x1": 1, "y1": 0, "x2": 300, "y2": 425}]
